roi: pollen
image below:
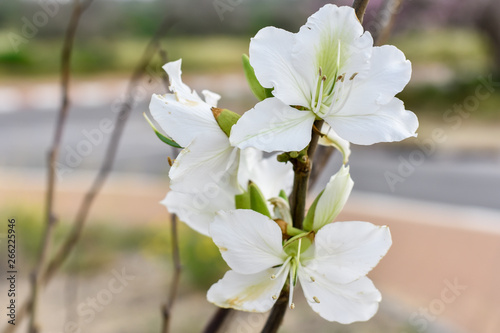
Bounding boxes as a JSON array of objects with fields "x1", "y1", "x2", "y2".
[{"x1": 313, "y1": 296, "x2": 320, "y2": 303}]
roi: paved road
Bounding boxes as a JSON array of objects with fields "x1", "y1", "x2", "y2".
[{"x1": 1, "y1": 102, "x2": 500, "y2": 211}]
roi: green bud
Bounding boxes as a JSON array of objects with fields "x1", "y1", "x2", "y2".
[
  {"x1": 302, "y1": 189, "x2": 324, "y2": 231},
  {"x1": 235, "y1": 191, "x2": 251, "y2": 210},
  {"x1": 143, "y1": 113, "x2": 182, "y2": 148},
  {"x1": 242, "y1": 54, "x2": 273, "y2": 101},
  {"x1": 212, "y1": 107, "x2": 241, "y2": 137},
  {"x1": 278, "y1": 189, "x2": 289, "y2": 203},
  {"x1": 249, "y1": 181, "x2": 271, "y2": 218}
]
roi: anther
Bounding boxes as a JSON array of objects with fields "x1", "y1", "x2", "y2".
[
  {"x1": 313, "y1": 296, "x2": 320, "y2": 303},
  {"x1": 167, "y1": 157, "x2": 173, "y2": 167},
  {"x1": 322, "y1": 75, "x2": 327, "y2": 81},
  {"x1": 310, "y1": 276, "x2": 315, "y2": 282},
  {"x1": 349, "y1": 72, "x2": 358, "y2": 80},
  {"x1": 270, "y1": 274, "x2": 276, "y2": 280},
  {"x1": 272, "y1": 295, "x2": 278, "y2": 300},
  {"x1": 290, "y1": 303, "x2": 295, "y2": 309},
  {"x1": 336, "y1": 74, "x2": 344, "y2": 82},
  {"x1": 318, "y1": 67, "x2": 323, "y2": 76}
]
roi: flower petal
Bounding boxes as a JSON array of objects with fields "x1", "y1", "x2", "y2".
[
  {"x1": 337, "y1": 45, "x2": 412, "y2": 113},
  {"x1": 318, "y1": 123, "x2": 351, "y2": 164},
  {"x1": 298, "y1": 269, "x2": 381, "y2": 323},
  {"x1": 292, "y1": 5, "x2": 372, "y2": 109},
  {"x1": 210, "y1": 210, "x2": 286, "y2": 274},
  {"x1": 163, "y1": 59, "x2": 202, "y2": 102},
  {"x1": 238, "y1": 148, "x2": 294, "y2": 199},
  {"x1": 162, "y1": 181, "x2": 237, "y2": 236},
  {"x1": 312, "y1": 165, "x2": 353, "y2": 231},
  {"x1": 230, "y1": 98, "x2": 316, "y2": 152},
  {"x1": 250, "y1": 27, "x2": 311, "y2": 107},
  {"x1": 304, "y1": 221, "x2": 392, "y2": 284},
  {"x1": 149, "y1": 93, "x2": 221, "y2": 147},
  {"x1": 207, "y1": 267, "x2": 288, "y2": 312},
  {"x1": 169, "y1": 132, "x2": 239, "y2": 193},
  {"x1": 326, "y1": 97, "x2": 418, "y2": 145},
  {"x1": 202, "y1": 89, "x2": 221, "y2": 107}
]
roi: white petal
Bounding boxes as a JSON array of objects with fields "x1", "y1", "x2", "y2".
[
  {"x1": 304, "y1": 221, "x2": 392, "y2": 284},
  {"x1": 169, "y1": 132, "x2": 239, "y2": 193},
  {"x1": 318, "y1": 123, "x2": 351, "y2": 164},
  {"x1": 326, "y1": 97, "x2": 418, "y2": 145},
  {"x1": 249, "y1": 27, "x2": 311, "y2": 107},
  {"x1": 162, "y1": 181, "x2": 237, "y2": 236},
  {"x1": 312, "y1": 165, "x2": 353, "y2": 231},
  {"x1": 210, "y1": 210, "x2": 286, "y2": 274},
  {"x1": 202, "y1": 89, "x2": 221, "y2": 107},
  {"x1": 207, "y1": 267, "x2": 288, "y2": 312},
  {"x1": 292, "y1": 5, "x2": 372, "y2": 109},
  {"x1": 337, "y1": 45, "x2": 412, "y2": 113},
  {"x1": 230, "y1": 98, "x2": 316, "y2": 153},
  {"x1": 238, "y1": 148, "x2": 294, "y2": 199},
  {"x1": 163, "y1": 59, "x2": 203, "y2": 102},
  {"x1": 149, "y1": 93, "x2": 221, "y2": 147},
  {"x1": 298, "y1": 268, "x2": 381, "y2": 323}
]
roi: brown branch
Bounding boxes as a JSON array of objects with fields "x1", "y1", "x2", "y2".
[
  {"x1": 27, "y1": 1, "x2": 93, "y2": 332},
  {"x1": 161, "y1": 214, "x2": 183, "y2": 333},
  {"x1": 202, "y1": 308, "x2": 232, "y2": 333},
  {"x1": 261, "y1": 119, "x2": 323, "y2": 333},
  {"x1": 352, "y1": 0, "x2": 371, "y2": 22}
]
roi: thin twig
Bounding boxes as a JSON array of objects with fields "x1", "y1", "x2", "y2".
[
  {"x1": 202, "y1": 308, "x2": 233, "y2": 333},
  {"x1": 42, "y1": 15, "x2": 175, "y2": 287},
  {"x1": 161, "y1": 214, "x2": 183, "y2": 333},
  {"x1": 27, "y1": 1, "x2": 93, "y2": 332},
  {"x1": 2, "y1": 13, "x2": 175, "y2": 333}
]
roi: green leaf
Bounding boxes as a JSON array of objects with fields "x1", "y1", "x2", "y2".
[
  {"x1": 143, "y1": 113, "x2": 182, "y2": 148},
  {"x1": 242, "y1": 54, "x2": 270, "y2": 101},
  {"x1": 235, "y1": 191, "x2": 251, "y2": 210},
  {"x1": 212, "y1": 107, "x2": 241, "y2": 137},
  {"x1": 302, "y1": 189, "x2": 324, "y2": 232},
  {"x1": 249, "y1": 181, "x2": 271, "y2": 218},
  {"x1": 278, "y1": 189, "x2": 289, "y2": 203}
]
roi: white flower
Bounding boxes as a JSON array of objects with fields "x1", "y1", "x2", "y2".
[
  {"x1": 149, "y1": 59, "x2": 238, "y2": 193},
  {"x1": 207, "y1": 209, "x2": 392, "y2": 323},
  {"x1": 230, "y1": 4, "x2": 418, "y2": 153},
  {"x1": 164, "y1": 148, "x2": 293, "y2": 236}
]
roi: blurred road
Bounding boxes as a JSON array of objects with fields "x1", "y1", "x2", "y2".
[{"x1": 1, "y1": 102, "x2": 499, "y2": 211}]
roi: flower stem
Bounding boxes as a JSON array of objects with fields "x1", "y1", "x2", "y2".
[{"x1": 261, "y1": 120, "x2": 323, "y2": 333}]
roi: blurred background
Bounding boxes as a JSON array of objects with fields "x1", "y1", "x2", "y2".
[{"x1": 1, "y1": 0, "x2": 499, "y2": 332}]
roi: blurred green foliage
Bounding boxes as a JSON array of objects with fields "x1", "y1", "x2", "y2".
[{"x1": 2, "y1": 206, "x2": 227, "y2": 290}]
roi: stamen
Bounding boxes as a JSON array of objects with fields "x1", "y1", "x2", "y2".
[
  {"x1": 349, "y1": 72, "x2": 358, "y2": 80},
  {"x1": 167, "y1": 157, "x2": 173, "y2": 167},
  {"x1": 313, "y1": 296, "x2": 320, "y2": 303},
  {"x1": 310, "y1": 276, "x2": 315, "y2": 282},
  {"x1": 288, "y1": 265, "x2": 295, "y2": 310},
  {"x1": 313, "y1": 77, "x2": 325, "y2": 115},
  {"x1": 290, "y1": 303, "x2": 295, "y2": 309},
  {"x1": 271, "y1": 256, "x2": 292, "y2": 280},
  {"x1": 272, "y1": 295, "x2": 278, "y2": 300},
  {"x1": 318, "y1": 67, "x2": 323, "y2": 77},
  {"x1": 336, "y1": 40, "x2": 342, "y2": 72}
]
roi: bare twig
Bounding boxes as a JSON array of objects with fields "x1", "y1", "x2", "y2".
[
  {"x1": 372, "y1": 0, "x2": 404, "y2": 45},
  {"x1": 202, "y1": 308, "x2": 233, "y2": 333},
  {"x1": 2, "y1": 13, "x2": 175, "y2": 333},
  {"x1": 161, "y1": 214, "x2": 183, "y2": 333},
  {"x1": 42, "y1": 15, "x2": 174, "y2": 287},
  {"x1": 27, "y1": 1, "x2": 93, "y2": 332}
]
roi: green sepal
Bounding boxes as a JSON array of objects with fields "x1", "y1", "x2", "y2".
[
  {"x1": 235, "y1": 191, "x2": 251, "y2": 210},
  {"x1": 249, "y1": 181, "x2": 271, "y2": 218},
  {"x1": 143, "y1": 113, "x2": 182, "y2": 148},
  {"x1": 212, "y1": 107, "x2": 241, "y2": 137},
  {"x1": 242, "y1": 54, "x2": 273, "y2": 101},
  {"x1": 283, "y1": 233, "x2": 312, "y2": 257},
  {"x1": 278, "y1": 189, "x2": 289, "y2": 203},
  {"x1": 302, "y1": 189, "x2": 324, "y2": 231}
]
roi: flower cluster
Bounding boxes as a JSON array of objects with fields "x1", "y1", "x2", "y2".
[{"x1": 148, "y1": 4, "x2": 417, "y2": 324}]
